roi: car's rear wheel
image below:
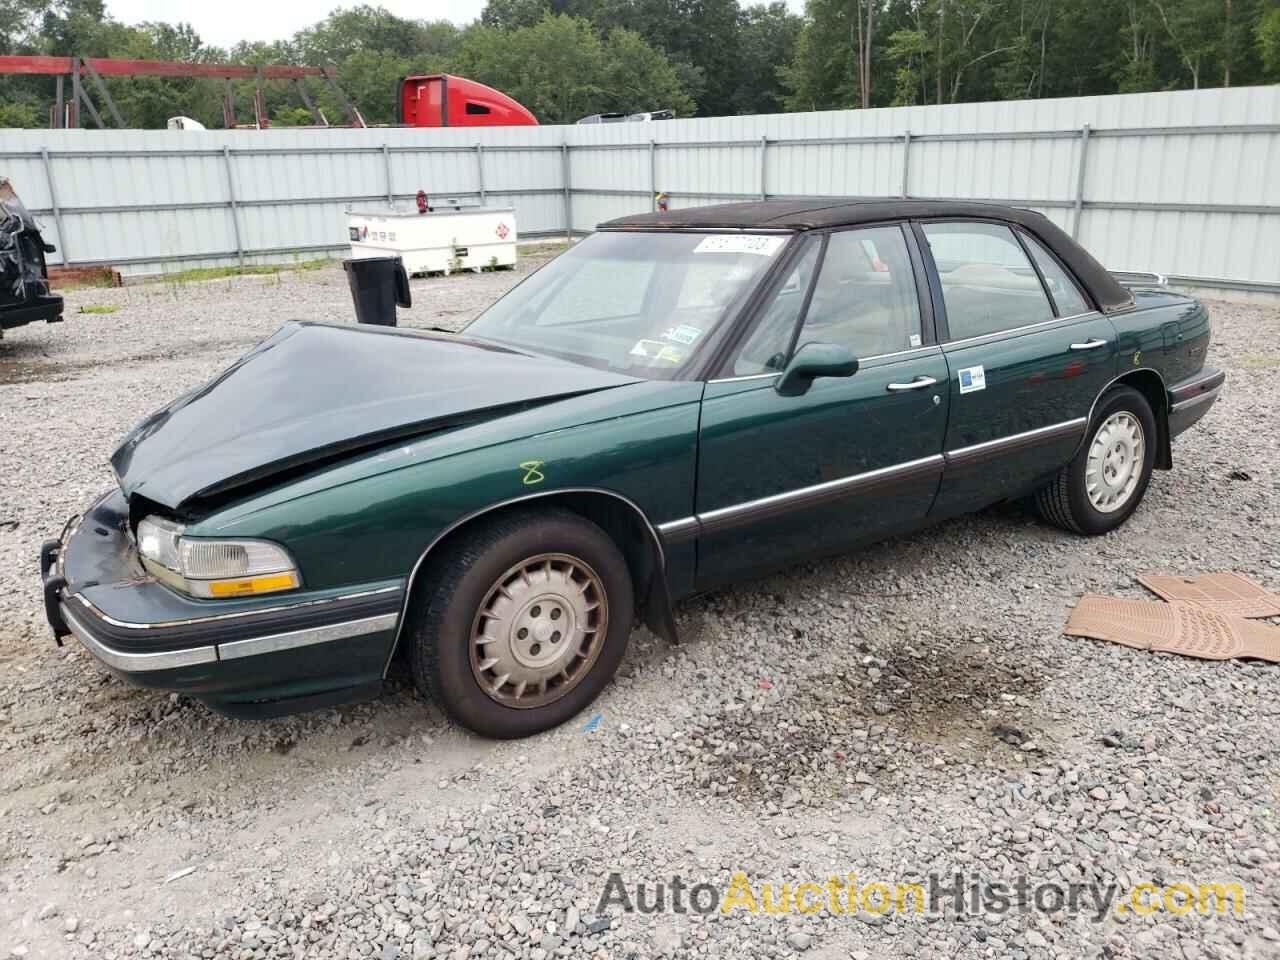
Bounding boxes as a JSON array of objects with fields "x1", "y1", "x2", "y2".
[
  {"x1": 408, "y1": 509, "x2": 634, "y2": 739},
  {"x1": 1034, "y1": 385, "x2": 1157, "y2": 536}
]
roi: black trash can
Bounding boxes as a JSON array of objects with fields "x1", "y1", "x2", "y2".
[{"x1": 342, "y1": 256, "x2": 411, "y2": 326}]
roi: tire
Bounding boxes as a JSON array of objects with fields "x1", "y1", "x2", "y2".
[
  {"x1": 408, "y1": 508, "x2": 634, "y2": 739},
  {"x1": 1034, "y1": 385, "x2": 1157, "y2": 536}
]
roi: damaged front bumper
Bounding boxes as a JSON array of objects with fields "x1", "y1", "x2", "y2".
[
  {"x1": 1, "y1": 180, "x2": 63, "y2": 333},
  {"x1": 40, "y1": 490, "x2": 406, "y2": 718}
]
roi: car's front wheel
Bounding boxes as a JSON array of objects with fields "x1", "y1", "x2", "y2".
[
  {"x1": 1034, "y1": 385, "x2": 1157, "y2": 536},
  {"x1": 408, "y1": 509, "x2": 634, "y2": 739}
]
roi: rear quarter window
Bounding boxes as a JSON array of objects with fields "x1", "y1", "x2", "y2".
[{"x1": 1019, "y1": 231, "x2": 1092, "y2": 317}]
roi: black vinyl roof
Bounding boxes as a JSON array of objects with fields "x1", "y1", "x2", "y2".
[{"x1": 601, "y1": 199, "x2": 1135, "y2": 314}]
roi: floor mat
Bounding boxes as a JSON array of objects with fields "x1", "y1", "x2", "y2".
[
  {"x1": 1065, "y1": 595, "x2": 1280, "y2": 662},
  {"x1": 1136, "y1": 571, "x2": 1280, "y2": 620}
]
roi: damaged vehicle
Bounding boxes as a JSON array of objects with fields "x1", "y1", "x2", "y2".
[
  {"x1": 1, "y1": 177, "x2": 63, "y2": 337},
  {"x1": 41, "y1": 200, "x2": 1224, "y2": 738}
]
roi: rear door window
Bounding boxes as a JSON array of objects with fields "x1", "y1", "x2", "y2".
[{"x1": 922, "y1": 221, "x2": 1054, "y2": 340}]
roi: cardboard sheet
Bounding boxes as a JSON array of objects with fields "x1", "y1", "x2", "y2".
[
  {"x1": 1065, "y1": 595, "x2": 1280, "y2": 662},
  {"x1": 1136, "y1": 571, "x2": 1280, "y2": 620}
]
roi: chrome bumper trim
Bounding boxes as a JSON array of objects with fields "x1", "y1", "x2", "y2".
[
  {"x1": 63, "y1": 603, "x2": 218, "y2": 671},
  {"x1": 67, "y1": 585, "x2": 403, "y2": 632},
  {"x1": 218, "y1": 613, "x2": 399, "y2": 661},
  {"x1": 63, "y1": 604, "x2": 398, "y2": 673},
  {"x1": 1171, "y1": 384, "x2": 1222, "y2": 415}
]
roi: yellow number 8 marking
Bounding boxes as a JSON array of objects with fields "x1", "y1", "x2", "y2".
[{"x1": 520, "y1": 460, "x2": 546, "y2": 485}]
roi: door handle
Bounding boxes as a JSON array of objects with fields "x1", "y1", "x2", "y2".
[
  {"x1": 886, "y1": 375, "x2": 938, "y2": 392},
  {"x1": 1070, "y1": 338, "x2": 1108, "y2": 351}
]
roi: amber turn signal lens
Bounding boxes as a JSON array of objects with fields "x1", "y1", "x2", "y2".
[{"x1": 205, "y1": 572, "x2": 301, "y2": 598}]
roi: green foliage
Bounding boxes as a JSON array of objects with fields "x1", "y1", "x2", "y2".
[
  {"x1": 780, "y1": 0, "x2": 1278, "y2": 113},
  {"x1": 452, "y1": 14, "x2": 693, "y2": 122},
  {"x1": 0, "y1": 100, "x2": 42, "y2": 127},
  {"x1": 0, "y1": 0, "x2": 1277, "y2": 132},
  {"x1": 1260, "y1": 5, "x2": 1280, "y2": 76}
]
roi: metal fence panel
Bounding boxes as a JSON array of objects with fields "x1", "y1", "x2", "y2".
[{"x1": 2, "y1": 84, "x2": 1278, "y2": 295}]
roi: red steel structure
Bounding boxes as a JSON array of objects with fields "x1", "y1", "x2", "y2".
[{"x1": 0, "y1": 55, "x2": 366, "y2": 129}]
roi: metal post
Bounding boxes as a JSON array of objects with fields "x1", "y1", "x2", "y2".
[
  {"x1": 759, "y1": 136, "x2": 768, "y2": 200},
  {"x1": 901, "y1": 130, "x2": 912, "y2": 198},
  {"x1": 82, "y1": 58, "x2": 125, "y2": 127},
  {"x1": 649, "y1": 139, "x2": 656, "y2": 211},
  {"x1": 561, "y1": 142, "x2": 572, "y2": 244},
  {"x1": 72, "y1": 60, "x2": 105, "y2": 130},
  {"x1": 223, "y1": 78, "x2": 236, "y2": 129},
  {"x1": 54, "y1": 76, "x2": 64, "y2": 129},
  {"x1": 324, "y1": 66, "x2": 366, "y2": 128},
  {"x1": 294, "y1": 78, "x2": 324, "y2": 126},
  {"x1": 476, "y1": 144, "x2": 486, "y2": 205},
  {"x1": 1072, "y1": 123, "x2": 1091, "y2": 240},
  {"x1": 40, "y1": 147, "x2": 67, "y2": 265},
  {"x1": 382, "y1": 143, "x2": 393, "y2": 203},
  {"x1": 69, "y1": 63, "x2": 80, "y2": 129},
  {"x1": 222, "y1": 146, "x2": 245, "y2": 270},
  {"x1": 253, "y1": 66, "x2": 268, "y2": 129}
]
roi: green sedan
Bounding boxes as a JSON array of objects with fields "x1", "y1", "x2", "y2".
[{"x1": 41, "y1": 199, "x2": 1224, "y2": 738}]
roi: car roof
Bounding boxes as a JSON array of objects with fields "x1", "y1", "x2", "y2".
[
  {"x1": 604, "y1": 198, "x2": 1034, "y2": 231},
  {"x1": 600, "y1": 198, "x2": 1135, "y2": 315}
]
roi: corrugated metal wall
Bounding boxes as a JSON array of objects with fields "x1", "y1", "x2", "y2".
[{"x1": 2, "y1": 85, "x2": 1277, "y2": 293}]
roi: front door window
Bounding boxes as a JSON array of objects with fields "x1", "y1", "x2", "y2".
[{"x1": 800, "y1": 225, "x2": 924, "y2": 358}]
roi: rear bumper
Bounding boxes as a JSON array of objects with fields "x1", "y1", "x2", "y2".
[
  {"x1": 1168, "y1": 367, "x2": 1225, "y2": 438},
  {"x1": 41, "y1": 490, "x2": 405, "y2": 715}
]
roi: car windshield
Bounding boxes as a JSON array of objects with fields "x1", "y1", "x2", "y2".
[{"x1": 463, "y1": 230, "x2": 790, "y2": 379}]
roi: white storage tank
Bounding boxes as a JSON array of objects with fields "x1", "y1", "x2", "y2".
[{"x1": 347, "y1": 202, "x2": 518, "y2": 275}]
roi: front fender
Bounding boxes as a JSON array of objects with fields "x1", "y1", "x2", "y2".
[{"x1": 193, "y1": 388, "x2": 703, "y2": 596}]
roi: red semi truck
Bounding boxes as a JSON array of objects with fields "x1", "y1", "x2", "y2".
[{"x1": 398, "y1": 75, "x2": 538, "y2": 127}]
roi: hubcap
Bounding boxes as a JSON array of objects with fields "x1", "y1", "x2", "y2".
[
  {"x1": 1085, "y1": 411, "x2": 1145, "y2": 513},
  {"x1": 469, "y1": 553, "x2": 608, "y2": 709}
]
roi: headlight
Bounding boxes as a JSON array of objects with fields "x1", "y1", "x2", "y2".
[{"x1": 136, "y1": 516, "x2": 301, "y2": 598}]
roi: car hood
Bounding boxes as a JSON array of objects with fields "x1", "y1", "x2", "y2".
[{"x1": 111, "y1": 321, "x2": 642, "y2": 510}]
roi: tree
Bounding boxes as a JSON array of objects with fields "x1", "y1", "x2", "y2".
[
  {"x1": 1151, "y1": 0, "x2": 1222, "y2": 88},
  {"x1": 452, "y1": 13, "x2": 694, "y2": 122},
  {"x1": 854, "y1": 0, "x2": 884, "y2": 108},
  {"x1": 481, "y1": 0, "x2": 551, "y2": 28},
  {"x1": 731, "y1": 2, "x2": 803, "y2": 114},
  {"x1": 886, "y1": 26, "x2": 929, "y2": 104},
  {"x1": 1261, "y1": 4, "x2": 1280, "y2": 77}
]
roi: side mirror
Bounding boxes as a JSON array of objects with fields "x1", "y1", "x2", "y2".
[{"x1": 776, "y1": 342, "x2": 859, "y2": 396}]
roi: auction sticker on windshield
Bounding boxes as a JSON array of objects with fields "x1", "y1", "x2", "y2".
[
  {"x1": 693, "y1": 235, "x2": 787, "y2": 256},
  {"x1": 662, "y1": 324, "x2": 703, "y2": 345}
]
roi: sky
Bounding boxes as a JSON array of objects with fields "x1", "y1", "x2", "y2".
[{"x1": 106, "y1": 1, "x2": 808, "y2": 52}]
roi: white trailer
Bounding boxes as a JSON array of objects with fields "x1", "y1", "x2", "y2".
[{"x1": 347, "y1": 204, "x2": 518, "y2": 276}]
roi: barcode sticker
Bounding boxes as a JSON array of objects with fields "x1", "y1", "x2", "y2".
[{"x1": 693, "y1": 235, "x2": 787, "y2": 256}]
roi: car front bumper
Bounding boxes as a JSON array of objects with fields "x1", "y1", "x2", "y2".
[
  {"x1": 1, "y1": 293, "x2": 63, "y2": 331},
  {"x1": 40, "y1": 490, "x2": 406, "y2": 717}
]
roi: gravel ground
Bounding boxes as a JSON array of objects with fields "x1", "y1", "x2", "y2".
[{"x1": 1, "y1": 252, "x2": 1277, "y2": 960}]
